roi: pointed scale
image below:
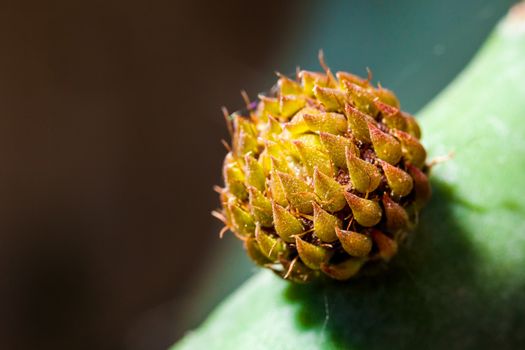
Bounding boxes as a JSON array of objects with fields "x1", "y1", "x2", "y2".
[
  {"x1": 404, "y1": 113, "x2": 422, "y2": 139},
  {"x1": 299, "y1": 70, "x2": 330, "y2": 96},
  {"x1": 303, "y1": 112, "x2": 347, "y2": 135},
  {"x1": 313, "y1": 168, "x2": 346, "y2": 212},
  {"x1": 228, "y1": 202, "x2": 256, "y2": 237},
  {"x1": 313, "y1": 85, "x2": 347, "y2": 112},
  {"x1": 378, "y1": 159, "x2": 414, "y2": 198},
  {"x1": 295, "y1": 236, "x2": 332, "y2": 270},
  {"x1": 277, "y1": 75, "x2": 303, "y2": 95},
  {"x1": 223, "y1": 153, "x2": 248, "y2": 200},
  {"x1": 279, "y1": 94, "x2": 305, "y2": 120},
  {"x1": 255, "y1": 225, "x2": 288, "y2": 261},
  {"x1": 344, "y1": 191, "x2": 382, "y2": 227},
  {"x1": 271, "y1": 202, "x2": 304, "y2": 242},
  {"x1": 276, "y1": 171, "x2": 316, "y2": 214},
  {"x1": 335, "y1": 228, "x2": 373, "y2": 257},
  {"x1": 407, "y1": 163, "x2": 431, "y2": 208},
  {"x1": 319, "y1": 132, "x2": 358, "y2": 169},
  {"x1": 336, "y1": 71, "x2": 369, "y2": 88},
  {"x1": 374, "y1": 86, "x2": 400, "y2": 108},
  {"x1": 368, "y1": 122, "x2": 402, "y2": 165},
  {"x1": 345, "y1": 148, "x2": 381, "y2": 194},
  {"x1": 284, "y1": 107, "x2": 320, "y2": 136},
  {"x1": 248, "y1": 186, "x2": 273, "y2": 228},
  {"x1": 244, "y1": 237, "x2": 271, "y2": 266},
  {"x1": 313, "y1": 202, "x2": 341, "y2": 243},
  {"x1": 382, "y1": 193, "x2": 409, "y2": 232},
  {"x1": 320, "y1": 258, "x2": 365, "y2": 281},
  {"x1": 293, "y1": 140, "x2": 334, "y2": 178},
  {"x1": 269, "y1": 170, "x2": 288, "y2": 207},
  {"x1": 374, "y1": 100, "x2": 407, "y2": 131},
  {"x1": 244, "y1": 154, "x2": 266, "y2": 192},
  {"x1": 342, "y1": 80, "x2": 378, "y2": 116},
  {"x1": 344, "y1": 103, "x2": 374, "y2": 143},
  {"x1": 370, "y1": 229, "x2": 398, "y2": 261},
  {"x1": 392, "y1": 129, "x2": 427, "y2": 168}
]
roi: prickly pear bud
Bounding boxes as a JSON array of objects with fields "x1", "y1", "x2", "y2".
[{"x1": 215, "y1": 57, "x2": 431, "y2": 282}]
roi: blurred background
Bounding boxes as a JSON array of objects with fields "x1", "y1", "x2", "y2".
[{"x1": 0, "y1": 0, "x2": 516, "y2": 349}]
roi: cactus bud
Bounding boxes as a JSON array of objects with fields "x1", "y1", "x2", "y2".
[{"x1": 216, "y1": 58, "x2": 430, "y2": 282}]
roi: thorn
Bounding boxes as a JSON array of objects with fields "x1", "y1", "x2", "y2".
[
  {"x1": 219, "y1": 226, "x2": 229, "y2": 238},
  {"x1": 221, "y1": 139, "x2": 232, "y2": 152},
  {"x1": 318, "y1": 49, "x2": 337, "y2": 86},
  {"x1": 428, "y1": 151, "x2": 454, "y2": 168},
  {"x1": 284, "y1": 256, "x2": 298, "y2": 279},
  {"x1": 211, "y1": 210, "x2": 227, "y2": 223},
  {"x1": 296, "y1": 66, "x2": 301, "y2": 80},
  {"x1": 213, "y1": 185, "x2": 223, "y2": 194},
  {"x1": 366, "y1": 67, "x2": 373, "y2": 82},
  {"x1": 240, "y1": 90, "x2": 251, "y2": 110},
  {"x1": 221, "y1": 106, "x2": 233, "y2": 137},
  {"x1": 346, "y1": 217, "x2": 354, "y2": 231}
]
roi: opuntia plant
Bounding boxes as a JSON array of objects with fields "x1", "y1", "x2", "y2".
[{"x1": 174, "y1": 4, "x2": 525, "y2": 349}]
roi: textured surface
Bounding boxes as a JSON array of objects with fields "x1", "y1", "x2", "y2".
[{"x1": 173, "y1": 8, "x2": 525, "y2": 350}]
